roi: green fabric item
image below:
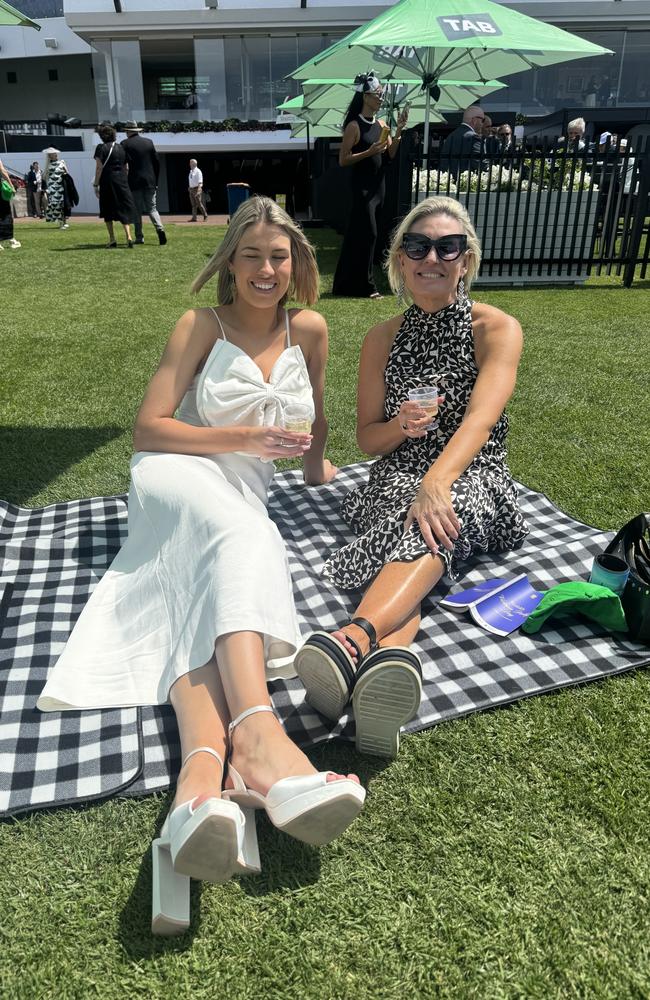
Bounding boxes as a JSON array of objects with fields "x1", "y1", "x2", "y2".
[
  {"x1": 521, "y1": 582, "x2": 629, "y2": 635},
  {"x1": 0, "y1": 0, "x2": 40, "y2": 29},
  {"x1": 278, "y1": 78, "x2": 506, "y2": 123},
  {"x1": 289, "y1": 0, "x2": 612, "y2": 84}
]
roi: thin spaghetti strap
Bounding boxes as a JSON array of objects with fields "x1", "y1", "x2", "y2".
[
  {"x1": 209, "y1": 306, "x2": 228, "y2": 342},
  {"x1": 284, "y1": 309, "x2": 291, "y2": 348}
]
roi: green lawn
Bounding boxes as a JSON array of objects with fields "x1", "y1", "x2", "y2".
[{"x1": 1, "y1": 222, "x2": 650, "y2": 999}]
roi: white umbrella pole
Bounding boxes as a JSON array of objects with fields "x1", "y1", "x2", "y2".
[
  {"x1": 306, "y1": 121, "x2": 312, "y2": 219},
  {"x1": 423, "y1": 89, "x2": 431, "y2": 173}
]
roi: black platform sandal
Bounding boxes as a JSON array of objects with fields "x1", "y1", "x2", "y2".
[
  {"x1": 352, "y1": 647, "x2": 423, "y2": 759},
  {"x1": 294, "y1": 617, "x2": 377, "y2": 721}
]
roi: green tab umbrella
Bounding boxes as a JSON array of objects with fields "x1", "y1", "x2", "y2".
[
  {"x1": 292, "y1": 0, "x2": 612, "y2": 83},
  {"x1": 289, "y1": 0, "x2": 612, "y2": 150},
  {"x1": 0, "y1": 0, "x2": 40, "y2": 28},
  {"x1": 288, "y1": 76, "x2": 506, "y2": 129},
  {"x1": 278, "y1": 77, "x2": 507, "y2": 147}
]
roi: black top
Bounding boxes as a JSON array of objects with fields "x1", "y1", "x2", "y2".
[
  {"x1": 350, "y1": 115, "x2": 385, "y2": 196},
  {"x1": 95, "y1": 141, "x2": 128, "y2": 173},
  {"x1": 120, "y1": 134, "x2": 160, "y2": 190}
]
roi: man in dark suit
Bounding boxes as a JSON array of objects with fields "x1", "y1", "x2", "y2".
[
  {"x1": 121, "y1": 121, "x2": 167, "y2": 246},
  {"x1": 26, "y1": 162, "x2": 41, "y2": 217},
  {"x1": 440, "y1": 104, "x2": 487, "y2": 176}
]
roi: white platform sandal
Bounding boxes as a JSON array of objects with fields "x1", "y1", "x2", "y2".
[
  {"x1": 151, "y1": 746, "x2": 261, "y2": 936},
  {"x1": 223, "y1": 706, "x2": 366, "y2": 847}
]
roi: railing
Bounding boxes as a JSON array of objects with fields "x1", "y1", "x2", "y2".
[{"x1": 402, "y1": 136, "x2": 650, "y2": 287}]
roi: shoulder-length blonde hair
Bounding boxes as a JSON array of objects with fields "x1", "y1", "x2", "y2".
[
  {"x1": 191, "y1": 195, "x2": 320, "y2": 306},
  {"x1": 385, "y1": 195, "x2": 481, "y2": 303}
]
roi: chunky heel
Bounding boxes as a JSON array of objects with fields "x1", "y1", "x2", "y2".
[
  {"x1": 294, "y1": 632, "x2": 355, "y2": 719},
  {"x1": 224, "y1": 705, "x2": 366, "y2": 846},
  {"x1": 352, "y1": 648, "x2": 423, "y2": 759},
  {"x1": 235, "y1": 807, "x2": 261, "y2": 874},
  {"x1": 151, "y1": 838, "x2": 190, "y2": 936}
]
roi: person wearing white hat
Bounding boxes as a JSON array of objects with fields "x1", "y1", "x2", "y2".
[{"x1": 42, "y1": 148, "x2": 70, "y2": 229}]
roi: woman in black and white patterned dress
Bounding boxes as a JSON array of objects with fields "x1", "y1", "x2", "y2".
[
  {"x1": 295, "y1": 195, "x2": 529, "y2": 757},
  {"x1": 43, "y1": 148, "x2": 69, "y2": 229}
]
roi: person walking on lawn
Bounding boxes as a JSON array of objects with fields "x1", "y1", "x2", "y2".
[
  {"x1": 188, "y1": 158, "x2": 208, "y2": 221},
  {"x1": 121, "y1": 121, "x2": 167, "y2": 246}
]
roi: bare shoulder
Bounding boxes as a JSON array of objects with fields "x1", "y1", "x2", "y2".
[
  {"x1": 166, "y1": 307, "x2": 218, "y2": 360},
  {"x1": 287, "y1": 307, "x2": 328, "y2": 363},
  {"x1": 288, "y1": 306, "x2": 327, "y2": 338},
  {"x1": 363, "y1": 313, "x2": 404, "y2": 350},
  {"x1": 471, "y1": 300, "x2": 522, "y2": 342}
]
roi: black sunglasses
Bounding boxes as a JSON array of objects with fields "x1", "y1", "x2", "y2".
[{"x1": 401, "y1": 233, "x2": 468, "y2": 261}]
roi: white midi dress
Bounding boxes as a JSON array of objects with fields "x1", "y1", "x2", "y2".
[{"x1": 38, "y1": 309, "x2": 315, "y2": 712}]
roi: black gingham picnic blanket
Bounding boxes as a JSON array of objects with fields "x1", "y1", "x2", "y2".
[{"x1": 1, "y1": 463, "x2": 648, "y2": 818}]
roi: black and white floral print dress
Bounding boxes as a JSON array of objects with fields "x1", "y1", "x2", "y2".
[{"x1": 323, "y1": 291, "x2": 529, "y2": 588}]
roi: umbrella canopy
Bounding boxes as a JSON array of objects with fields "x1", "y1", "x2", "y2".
[
  {"x1": 297, "y1": 77, "x2": 506, "y2": 123},
  {"x1": 290, "y1": 0, "x2": 612, "y2": 85},
  {"x1": 288, "y1": 0, "x2": 612, "y2": 154},
  {"x1": 0, "y1": 0, "x2": 40, "y2": 28},
  {"x1": 278, "y1": 79, "x2": 506, "y2": 133}
]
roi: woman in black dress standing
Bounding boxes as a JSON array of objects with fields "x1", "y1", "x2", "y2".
[
  {"x1": 332, "y1": 73, "x2": 408, "y2": 299},
  {"x1": 93, "y1": 123, "x2": 136, "y2": 248}
]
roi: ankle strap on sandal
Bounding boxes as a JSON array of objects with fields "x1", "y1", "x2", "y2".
[
  {"x1": 349, "y1": 617, "x2": 377, "y2": 649},
  {"x1": 228, "y1": 704, "x2": 276, "y2": 738},
  {"x1": 182, "y1": 746, "x2": 225, "y2": 770}
]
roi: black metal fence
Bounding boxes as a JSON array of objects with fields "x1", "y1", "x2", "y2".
[{"x1": 399, "y1": 135, "x2": 650, "y2": 287}]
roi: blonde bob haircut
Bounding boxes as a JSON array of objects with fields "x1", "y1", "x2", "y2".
[
  {"x1": 191, "y1": 195, "x2": 319, "y2": 306},
  {"x1": 385, "y1": 195, "x2": 481, "y2": 303}
]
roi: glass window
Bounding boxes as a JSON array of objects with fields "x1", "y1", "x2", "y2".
[
  {"x1": 194, "y1": 39, "x2": 228, "y2": 121},
  {"x1": 111, "y1": 40, "x2": 145, "y2": 120},
  {"x1": 224, "y1": 36, "x2": 245, "y2": 119},
  {"x1": 534, "y1": 29, "x2": 623, "y2": 111},
  {"x1": 141, "y1": 38, "x2": 196, "y2": 118},
  {"x1": 270, "y1": 36, "x2": 298, "y2": 108},
  {"x1": 241, "y1": 36, "x2": 272, "y2": 120},
  {"x1": 491, "y1": 29, "x2": 624, "y2": 115},
  {"x1": 297, "y1": 34, "x2": 327, "y2": 67},
  {"x1": 91, "y1": 40, "x2": 113, "y2": 121},
  {"x1": 619, "y1": 31, "x2": 650, "y2": 105}
]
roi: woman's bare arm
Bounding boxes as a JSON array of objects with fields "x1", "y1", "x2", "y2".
[
  {"x1": 423, "y1": 303, "x2": 523, "y2": 490},
  {"x1": 338, "y1": 121, "x2": 387, "y2": 168},
  {"x1": 356, "y1": 317, "x2": 410, "y2": 456},
  {"x1": 290, "y1": 308, "x2": 334, "y2": 485}
]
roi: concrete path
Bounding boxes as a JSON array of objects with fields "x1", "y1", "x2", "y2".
[{"x1": 15, "y1": 214, "x2": 230, "y2": 226}]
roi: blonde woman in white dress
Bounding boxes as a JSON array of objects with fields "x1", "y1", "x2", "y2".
[{"x1": 38, "y1": 196, "x2": 365, "y2": 934}]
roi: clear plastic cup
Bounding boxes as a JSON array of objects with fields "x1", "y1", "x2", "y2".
[
  {"x1": 408, "y1": 385, "x2": 439, "y2": 430},
  {"x1": 281, "y1": 402, "x2": 313, "y2": 434}
]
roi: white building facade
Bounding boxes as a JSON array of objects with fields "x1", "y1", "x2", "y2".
[
  {"x1": 1, "y1": 0, "x2": 650, "y2": 127},
  {"x1": 1, "y1": 0, "x2": 649, "y2": 215}
]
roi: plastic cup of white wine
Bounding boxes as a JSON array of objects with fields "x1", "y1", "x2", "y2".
[
  {"x1": 281, "y1": 402, "x2": 313, "y2": 435},
  {"x1": 408, "y1": 386, "x2": 439, "y2": 430}
]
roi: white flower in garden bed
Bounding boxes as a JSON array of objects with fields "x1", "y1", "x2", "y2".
[{"x1": 415, "y1": 164, "x2": 597, "y2": 197}]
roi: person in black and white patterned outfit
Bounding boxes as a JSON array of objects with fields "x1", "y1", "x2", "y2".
[{"x1": 295, "y1": 195, "x2": 529, "y2": 758}]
